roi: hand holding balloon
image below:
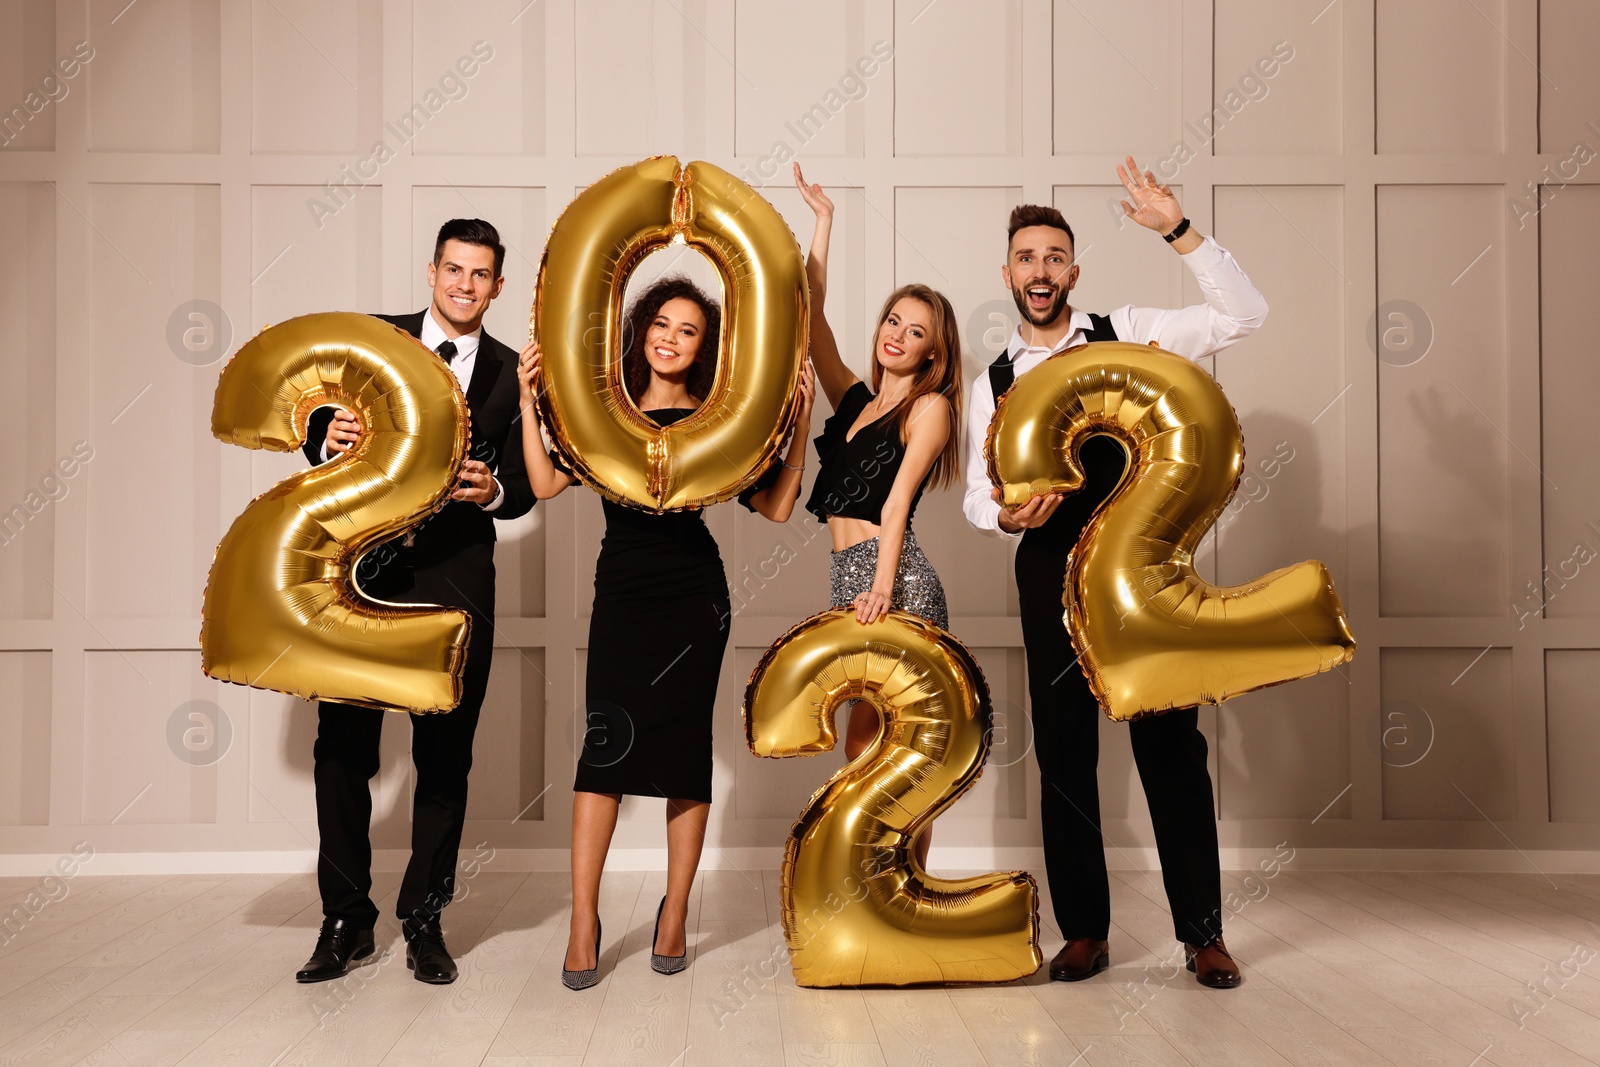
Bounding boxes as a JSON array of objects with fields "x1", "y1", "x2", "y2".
[
  {"x1": 741, "y1": 359, "x2": 816, "y2": 524},
  {"x1": 324, "y1": 408, "x2": 362, "y2": 456},
  {"x1": 792, "y1": 359, "x2": 817, "y2": 434},
  {"x1": 852, "y1": 588, "x2": 891, "y2": 625},
  {"x1": 991, "y1": 485, "x2": 1063, "y2": 532},
  {"x1": 514, "y1": 337, "x2": 579, "y2": 500},
  {"x1": 516, "y1": 338, "x2": 543, "y2": 402},
  {"x1": 782, "y1": 360, "x2": 817, "y2": 469},
  {"x1": 452, "y1": 460, "x2": 497, "y2": 504}
]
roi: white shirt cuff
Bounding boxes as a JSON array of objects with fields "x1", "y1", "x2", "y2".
[
  {"x1": 968, "y1": 494, "x2": 1024, "y2": 540},
  {"x1": 1177, "y1": 234, "x2": 1225, "y2": 271},
  {"x1": 991, "y1": 505, "x2": 1024, "y2": 540}
]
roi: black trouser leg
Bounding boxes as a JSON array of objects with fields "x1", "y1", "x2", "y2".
[
  {"x1": 1130, "y1": 707, "x2": 1223, "y2": 945},
  {"x1": 1017, "y1": 544, "x2": 1111, "y2": 941},
  {"x1": 313, "y1": 701, "x2": 385, "y2": 928},
  {"x1": 1013, "y1": 435, "x2": 1222, "y2": 946},
  {"x1": 395, "y1": 619, "x2": 492, "y2": 935}
]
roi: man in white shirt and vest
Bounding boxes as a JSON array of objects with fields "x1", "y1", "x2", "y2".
[{"x1": 963, "y1": 157, "x2": 1268, "y2": 989}]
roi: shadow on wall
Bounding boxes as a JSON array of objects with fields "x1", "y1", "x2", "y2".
[
  {"x1": 1207, "y1": 409, "x2": 1357, "y2": 825},
  {"x1": 1210, "y1": 409, "x2": 1515, "y2": 840}
]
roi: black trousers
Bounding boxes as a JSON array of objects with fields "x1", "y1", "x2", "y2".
[
  {"x1": 1015, "y1": 436, "x2": 1222, "y2": 946},
  {"x1": 312, "y1": 551, "x2": 495, "y2": 936}
]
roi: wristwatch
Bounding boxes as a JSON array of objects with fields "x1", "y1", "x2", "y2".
[{"x1": 1162, "y1": 218, "x2": 1191, "y2": 244}]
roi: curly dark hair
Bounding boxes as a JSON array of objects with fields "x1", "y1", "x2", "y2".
[{"x1": 620, "y1": 275, "x2": 722, "y2": 407}]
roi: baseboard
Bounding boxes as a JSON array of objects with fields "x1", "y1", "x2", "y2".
[{"x1": 3, "y1": 846, "x2": 1597, "y2": 877}]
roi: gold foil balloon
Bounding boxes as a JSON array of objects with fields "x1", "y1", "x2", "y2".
[
  {"x1": 534, "y1": 155, "x2": 808, "y2": 511},
  {"x1": 986, "y1": 341, "x2": 1356, "y2": 721},
  {"x1": 201, "y1": 312, "x2": 472, "y2": 713},
  {"x1": 744, "y1": 609, "x2": 1041, "y2": 987}
]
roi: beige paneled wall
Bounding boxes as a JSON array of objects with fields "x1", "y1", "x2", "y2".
[
  {"x1": 0, "y1": 183, "x2": 57, "y2": 621},
  {"x1": 1, "y1": 0, "x2": 1597, "y2": 868},
  {"x1": 1376, "y1": 183, "x2": 1512, "y2": 619},
  {"x1": 1211, "y1": 182, "x2": 1350, "y2": 824},
  {"x1": 1540, "y1": 186, "x2": 1600, "y2": 621}
]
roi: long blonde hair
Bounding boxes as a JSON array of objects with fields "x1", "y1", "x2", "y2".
[{"x1": 868, "y1": 284, "x2": 964, "y2": 489}]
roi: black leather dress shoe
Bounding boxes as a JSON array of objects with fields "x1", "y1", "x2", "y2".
[
  {"x1": 406, "y1": 920, "x2": 458, "y2": 984},
  {"x1": 295, "y1": 918, "x2": 376, "y2": 983}
]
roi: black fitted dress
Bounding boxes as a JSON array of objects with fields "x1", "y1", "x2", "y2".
[{"x1": 568, "y1": 409, "x2": 732, "y2": 803}]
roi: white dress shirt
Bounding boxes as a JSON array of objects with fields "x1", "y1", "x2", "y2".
[
  {"x1": 324, "y1": 306, "x2": 503, "y2": 510},
  {"x1": 962, "y1": 235, "x2": 1268, "y2": 538}
]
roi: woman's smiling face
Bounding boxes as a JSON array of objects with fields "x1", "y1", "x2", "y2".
[
  {"x1": 643, "y1": 297, "x2": 707, "y2": 377},
  {"x1": 874, "y1": 297, "x2": 934, "y2": 372}
]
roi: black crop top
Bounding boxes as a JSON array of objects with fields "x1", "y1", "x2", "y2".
[{"x1": 801, "y1": 381, "x2": 926, "y2": 525}]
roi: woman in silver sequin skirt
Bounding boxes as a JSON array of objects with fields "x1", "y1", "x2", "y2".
[
  {"x1": 789, "y1": 164, "x2": 966, "y2": 866},
  {"x1": 828, "y1": 529, "x2": 948, "y2": 631}
]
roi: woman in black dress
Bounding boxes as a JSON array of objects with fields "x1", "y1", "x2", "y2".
[{"x1": 517, "y1": 277, "x2": 813, "y2": 989}]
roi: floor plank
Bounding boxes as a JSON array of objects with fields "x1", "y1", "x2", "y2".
[{"x1": 11, "y1": 868, "x2": 1592, "y2": 1067}]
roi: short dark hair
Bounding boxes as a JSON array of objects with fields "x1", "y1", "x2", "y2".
[
  {"x1": 433, "y1": 218, "x2": 505, "y2": 277},
  {"x1": 1007, "y1": 204, "x2": 1075, "y2": 253}
]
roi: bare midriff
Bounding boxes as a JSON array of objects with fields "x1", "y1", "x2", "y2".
[{"x1": 828, "y1": 515, "x2": 882, "y2": 553}]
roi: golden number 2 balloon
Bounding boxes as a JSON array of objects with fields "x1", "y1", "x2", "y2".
[
  {"x1": 534, "y1": 155, "x2": 807, "y2": 511},
  {"x1": 986, "y1": 341, "x2": 1356, "y2": 721},
  {"x1": 201, "y1": 312, "x2": 472, "y2": 713},
  {"x1": 744, "y1": 609, "x2": 1041, "y2": 987}
]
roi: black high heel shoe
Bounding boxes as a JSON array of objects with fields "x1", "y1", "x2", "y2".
[
  {"x1": 651, "y1": 896, "x2": 687, "y2": 975},
  {"x1": 561, "y1": 919, "x2": 602, "y2": 990}
]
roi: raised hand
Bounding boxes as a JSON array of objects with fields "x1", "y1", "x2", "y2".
[
  {"x1": 1116, "y1": 154, "x2": 1185, "y2": 235},
  {"x1": 793, "y1": 162, "x2": 834, "y2": 221}
]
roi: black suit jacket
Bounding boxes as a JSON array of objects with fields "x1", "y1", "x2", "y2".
[{"x1": 302, "y1": 311, "x2": 534, "y2": 621}]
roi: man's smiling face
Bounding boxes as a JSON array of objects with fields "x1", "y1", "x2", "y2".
[
  {"x1": 1003, "y1": 224, "x2": 1079, "y2": 328},
  {"x1": 427, "y1": 238, "x2": 503, "y2": 334}
]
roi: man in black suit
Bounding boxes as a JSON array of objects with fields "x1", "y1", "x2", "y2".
[{"x1": 294, "y1": 219, "x2": 535, "y2": 986}]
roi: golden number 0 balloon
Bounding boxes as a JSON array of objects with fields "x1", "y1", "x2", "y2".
[
  {"x1": 744, "y1": 609, "x2": 1041, "y2": 987},
  {"x1": 534, "y1": 155, "x2": 807, "y2": 511},
  {"x1": 200, "y1": 312, "x2": 472, "y2": 713},
  {"x1": 986, "y1": 341, "x2": 1357, "y2": 721}
]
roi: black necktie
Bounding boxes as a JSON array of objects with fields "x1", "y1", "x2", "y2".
[{"x1": 436, "y1": 339, "x2": 458, "y2": 363}]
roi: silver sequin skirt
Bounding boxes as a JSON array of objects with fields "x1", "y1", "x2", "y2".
[{"x1": 828, "y1": 528, "x2": 949, "y2": 632}]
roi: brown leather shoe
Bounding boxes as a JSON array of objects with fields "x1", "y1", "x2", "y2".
[
  {"x1": 1185, "y1": 938, "x2": 1242, "y2": 988},
  {"x1": 1049, "y1": 938, "x2": 1109, "y2": 982}
]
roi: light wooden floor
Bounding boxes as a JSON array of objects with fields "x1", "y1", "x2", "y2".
[{"x1": 0, "y1": 864, "x2": 1597, "y2": 1066}]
